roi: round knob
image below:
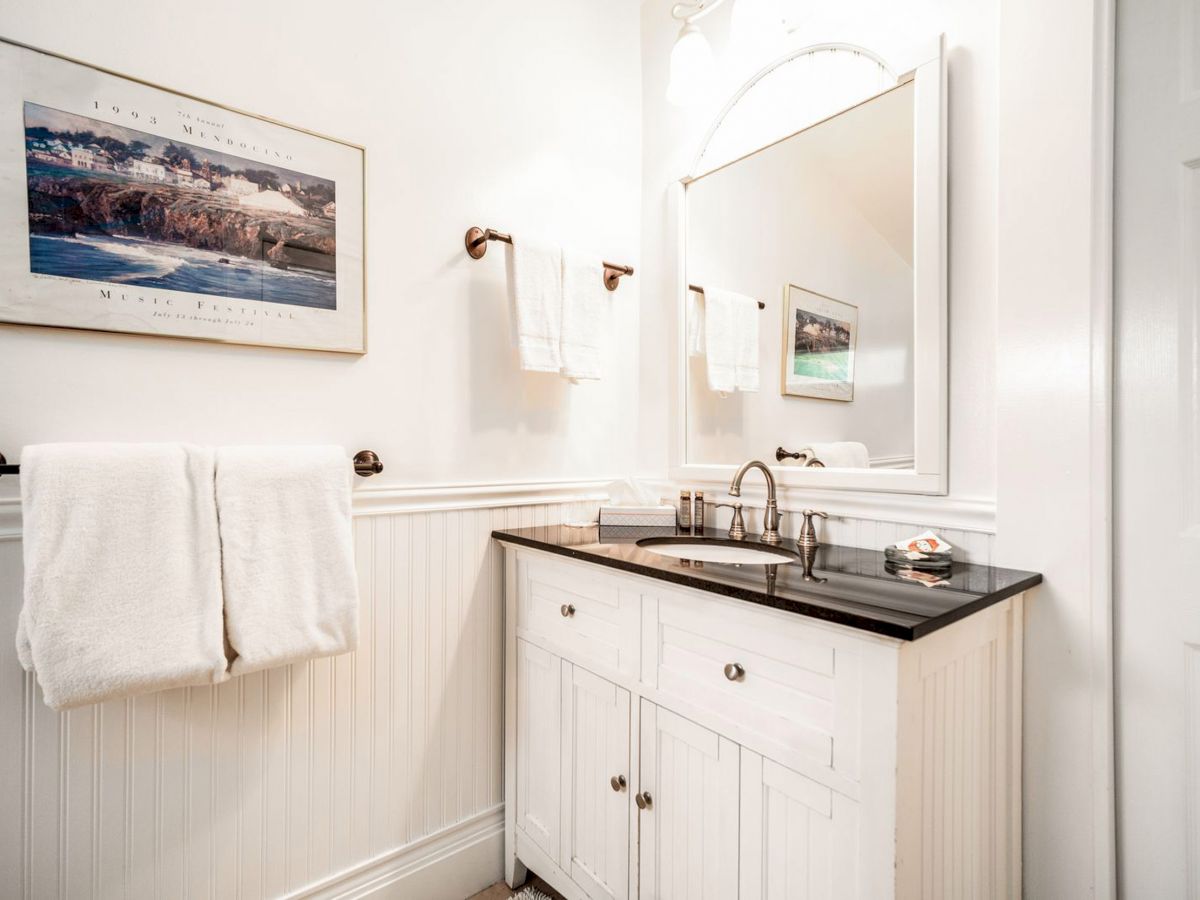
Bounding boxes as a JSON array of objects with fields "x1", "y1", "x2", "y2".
[
  {"x1": 635, "y1": 791, "x2": 653, "y2": 810},
  {"x1": 560, "y1": 604, "x2": 576, "y2": 618},
  {"x1": 724, "y1": 662, "x2": 745, "y2": 682},
  {"x1": 610, "y1": 774, "x2": 627, "y2": 792}
]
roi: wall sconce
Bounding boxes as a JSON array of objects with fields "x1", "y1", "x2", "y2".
[{"x1": 667, "y1": 0, "x2": 728, "y2": 107}]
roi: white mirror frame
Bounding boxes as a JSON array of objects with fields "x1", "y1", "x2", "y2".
[{"x1": 669, "y1": 35, "x2": 947, "y2": 495}]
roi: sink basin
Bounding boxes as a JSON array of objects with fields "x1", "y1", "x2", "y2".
[{"x1": 636, "y1": 536, "x2": 796, "y2": 565}]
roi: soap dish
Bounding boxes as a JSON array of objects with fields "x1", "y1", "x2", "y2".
[
  {"x1": 885, "y1": 530, "x2": 954, "y2": 571},
  {"x1": 884, "y1": 544, "x2": 953, "y2": 570}
]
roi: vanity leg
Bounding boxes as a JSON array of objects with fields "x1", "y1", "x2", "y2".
[
  {"x1": 506, "y1": 857, "x2": 529, "y2": 890},
  {"x1": 503, "y1": 545, "x2": 528, "y2": 889}
]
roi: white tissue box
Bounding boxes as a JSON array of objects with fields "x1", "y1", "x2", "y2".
[{"x1": 598, "y1": 505, "x2": 678, "y2": 528}]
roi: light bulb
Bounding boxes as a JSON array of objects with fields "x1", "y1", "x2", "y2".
[{"x1": 666, "y1": 21, "x2": 716, "y2": 107}]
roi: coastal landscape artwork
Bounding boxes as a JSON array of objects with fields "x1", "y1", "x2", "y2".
[
  {"x1": 0, "y1": 39, "x2": 365, "y2": 352},
  {"x1": 782, "y1": 284, "x2": 857, "y2": 401}
]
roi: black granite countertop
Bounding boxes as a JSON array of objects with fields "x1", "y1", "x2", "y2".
[{"x1": 492, "y1": 524, "x2": 1042, "y2": 641}]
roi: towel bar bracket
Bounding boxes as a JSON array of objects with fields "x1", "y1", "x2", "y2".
[
  {"x1": 353, "y1": 449, "x2": 383, "y2": 477},
  {"x1": 0, "y1": 450, "x2": 384, "y2": 478}
]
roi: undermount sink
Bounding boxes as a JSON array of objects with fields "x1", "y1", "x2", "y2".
[{"x1": 636, "y1": 536, "x2": 796, "y2": 565}]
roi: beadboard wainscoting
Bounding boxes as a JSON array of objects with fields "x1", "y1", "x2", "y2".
[
  {"x1": 0, "y1": 496, "x2": 600, "y2": 900},
  {"x1": 704, "y1": 501, "x2": 997, "y2": 565}
]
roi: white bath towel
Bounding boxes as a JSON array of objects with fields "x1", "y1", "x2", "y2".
[
  {"x1": 216, "y1": 446, "x2": 358, "y2": 676},
  {"x1": 560, "y1": 248, "x2": 608, "y2": 381},
  {"x1": 793, "y1": 442, "x2": 870, "y2": 468},
  {"x1": 506, "y1": 237, "x2": 563, "y2": 373},
  {"x1": 16, "y1": 443, "x2": 228, "y2": 710},
  {"x1": 703, "y1": 286, "x2": 760, "y2": 393}
]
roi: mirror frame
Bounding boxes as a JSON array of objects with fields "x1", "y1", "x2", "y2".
[{"x1": 668, "y1": 35, "x2": 948, "y2": 495}]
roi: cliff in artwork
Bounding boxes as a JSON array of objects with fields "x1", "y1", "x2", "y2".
[{"x1": 27, "y1": 173, "x2": 337, "y2": 274}]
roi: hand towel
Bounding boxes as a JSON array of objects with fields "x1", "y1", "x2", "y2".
[
  {"x1": 216, "y1": 446, "x2": 358, "y2": 676},
  {"x1": 704, "y1": 286, "x2": 760, "y2": 393},
  {"x1": 560, "y1": 248, "x2": 608, "y2": 381},
  {"x1": 506, "y1": 237, "x2": 563, "y2": 373},
  {"x1": 17, "y1": 443, "x2": 228, "y2": 710},
  {"x1": 793, "y1": 442, "x2": 870, "y2": 468}
]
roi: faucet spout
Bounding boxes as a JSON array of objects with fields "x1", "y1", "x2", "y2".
[{"x1": 728, "y1": 460, "x2": 782, "y2": 543}]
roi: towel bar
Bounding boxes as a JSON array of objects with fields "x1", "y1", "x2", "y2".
[
  {"x1": 464, "y1": 225, "x2": 635, "y2": 291},
  {"x1": 689, "y1": 283, "x2": 766, "y2": 310},
  {"x1": 776, "y1": 446, "x2": 824, "y2": 467},
  {"x1": 0, "y1": 449, "x2": 385, "y2": 478}
]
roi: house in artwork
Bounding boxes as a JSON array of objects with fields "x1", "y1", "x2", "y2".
[
  {"x1": 69, "y1": 146, "x2": 95, "y2": 169},
  {"x1": 129, "y1": 157, "x2": 167, "y2": 181},
  {"x1": 222, "y1": 174, "x2": 260, "y2": 197},
  {"x1": 321, "y1": 201, "x2": 336, "y2": 219}
]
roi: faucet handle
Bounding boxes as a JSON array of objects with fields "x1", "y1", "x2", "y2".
[
  {"x1": 714, "y1": 502, "x2": 746, "y2": 540},
  {"x1": 797, "y1": 510, "x2": 828, "y2": 551}
]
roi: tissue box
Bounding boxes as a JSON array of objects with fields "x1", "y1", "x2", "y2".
[{"x1": 598, "y1": 504, "x2": 678, "y2": 528}]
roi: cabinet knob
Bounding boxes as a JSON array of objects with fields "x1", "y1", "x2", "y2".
[
  {"x1": 724, "y1": 662, "x2": 745, "y2": 682},
  {"x1": 635, "y1": 791, "x2": 653, "y2": 810},
  {"x1": 610, "y1": 774, "x2": 627, "y2": 792},
  {"x1": 560, "y1": 604, "x2": 576, "y2": 618}
]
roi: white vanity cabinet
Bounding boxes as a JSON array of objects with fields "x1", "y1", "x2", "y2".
[{"x1": 501, "y1": 544, "x2": 1025, "y2": 899}]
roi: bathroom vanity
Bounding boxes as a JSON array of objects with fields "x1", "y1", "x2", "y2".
[{"x1": 494, "y1": 525, "x2": 1040, "y2": 899}]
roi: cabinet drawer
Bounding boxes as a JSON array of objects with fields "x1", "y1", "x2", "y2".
[
  {"x1": 643, "y1": 589, "x2": 867, "y2": 787},
  {"x1": 516, "y1": 552, "x2": 640, "y2": 677}
]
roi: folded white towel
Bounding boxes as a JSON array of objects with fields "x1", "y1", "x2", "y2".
[
  {"x1": 795, "y1": 441, "x2": 870, "y2": 468},
  {"x1": 506, "y1": 237, "x2": 563, "y2": 373},
  {"x1": 560, "y1": 248, "x2": 607, "y2": 381},
  {"x1": 703, "y1": 286, "x2": 759, "y2": 393},
  {"x1": 16, "y1": 443, "x2": 228, "y2": 710},
  {"x1": 216, "y1": 446, "x2": 358, "y2": 676}
]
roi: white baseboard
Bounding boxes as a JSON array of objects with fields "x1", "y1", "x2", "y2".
[{"x1": 290, "y1": 806, "x2": 504, "y2": 900}]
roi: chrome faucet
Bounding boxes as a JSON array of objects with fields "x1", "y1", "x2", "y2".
[{"x1": 728, "y1": 459, "x2": 783, "y2": 544}]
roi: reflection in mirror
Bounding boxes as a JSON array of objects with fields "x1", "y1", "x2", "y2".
[{"x1": 685, "y1": 80, "x2": 916, "y2": 471}]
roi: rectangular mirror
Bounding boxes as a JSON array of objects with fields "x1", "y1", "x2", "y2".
[{"x1": 675, "y1": 40, "x2": 946, "y2": 494}]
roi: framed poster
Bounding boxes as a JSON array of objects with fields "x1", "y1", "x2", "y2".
[
  {"x1": 781, "y1": 284, "x2": 857, "y2": 401},
  {"x1": 0, "y1": 38, "x2": 366, "y2": 353}
]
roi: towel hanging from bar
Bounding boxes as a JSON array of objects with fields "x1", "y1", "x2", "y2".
[{"x1": 465, "y1": 225, "x2": 634, "y2": 291}]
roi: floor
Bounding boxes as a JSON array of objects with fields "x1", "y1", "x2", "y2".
[{"x1": 469, "y1": 874, "x2": 564, "y2": 899}]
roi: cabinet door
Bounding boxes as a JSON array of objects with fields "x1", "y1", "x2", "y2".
[
  {"x1": 560, "y1": 663, "x2": 632, "y2": 900},
  {"x1": 637, "y1": 701, "x2": 739, "y2": 899},
  {"x1": 739, "y1": 749, "x2": 861, "y2": 899},
  {"x1": 516, "y1": 638, "x2": 562, "y2": 861}
]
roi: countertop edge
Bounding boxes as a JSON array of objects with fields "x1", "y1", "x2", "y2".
[
  {"x1": 493, "y1": 529, "x2": 1040, "y2": 641},
  {"x1": 492, "y1": 530, "x2": 1043, "y2": 642}
]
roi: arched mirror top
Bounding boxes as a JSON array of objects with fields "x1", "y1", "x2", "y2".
[{"x1": 691, "y1": 43, "x2": 901, "y2": 179}]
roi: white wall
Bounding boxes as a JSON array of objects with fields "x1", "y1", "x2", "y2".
[
  {"x1": 996, "y1": 0, "x2": 1115, "y2": 894},
  {"x1": 638, "y1": 0, "x2": 998, "y2": 503},
  {"x1": 0, "y1": 1, "x2": 644, "y2": 896},
  {"x1": 0, "y1": 0, "x2": 643, "y2": 494}
]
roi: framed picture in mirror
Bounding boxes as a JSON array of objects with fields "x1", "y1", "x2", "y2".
[{"x1": 782, "y1": 284, "x2": 858, "y2": 401}]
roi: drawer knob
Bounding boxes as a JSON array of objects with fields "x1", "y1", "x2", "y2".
[
  {"x1": 561, "y1": 603, "x2": 576, "y2": 618},
  {"x1": 635, "y1": 791, "x2": 653, "y2": 810},
  {"x1": 724, "y1": 662, "x2": 745, "y2": 682},
  {"x1": 610, "y1": 774, "x2": 627, "y2": 792}
]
